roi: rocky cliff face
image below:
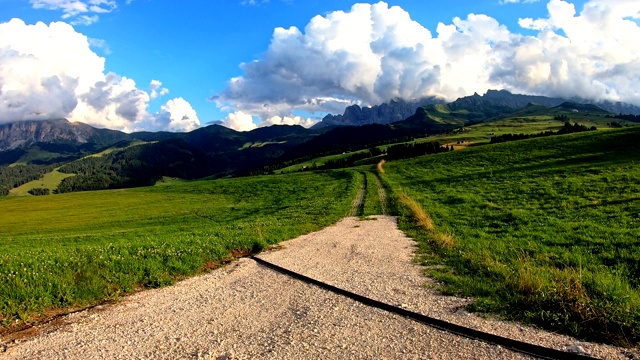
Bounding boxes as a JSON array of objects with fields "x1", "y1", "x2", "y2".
[
  {"x1": 313, "y1": 97, "x2": 443, "y2": 128},
  {"x1": 0, "y1": 119, "x2": 128, "y2": 151},
  {"x1": 480, "y1": 90, "x2": 566, "y2": 109}
]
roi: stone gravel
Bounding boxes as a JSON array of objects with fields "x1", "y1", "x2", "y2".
[{"x1": 1, "y1": 216, "x2": 634, "y2": 359}]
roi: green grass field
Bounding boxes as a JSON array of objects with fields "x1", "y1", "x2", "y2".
[
  {"x1": 239, "y1": 141, "x2": 286, "y2": 150},
  {"x1": 279, "y1": 150, "x2": 370, "y2": 173},
  {"x1": 0, "y1": 170, "x2": 359, "y2": 325},
  {"x1": 363, "y1": 171, "x2": 384, "y2": 216},
  {"x1": 9, "y1": 169, "x2": 75, "y2": 196},
  {"x1": 381, "y1": 127, "x2": 640, "y2": 345},
  {"x1": 427, "y1": 114, "x2": 632, "y2": 147},
  {"x1": 2, "y1": 114, "x2": 639, "y2": 345},
  {"x1": 84, "y1": 140, "x2": 150, "y2": 159},
  {"x1": 9, "y1": 148, "x2": 66, "y2": 167}
]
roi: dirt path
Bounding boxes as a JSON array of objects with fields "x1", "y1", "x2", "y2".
[{"x1": 1, "y1": 217, "x2": 631, "y2": 359}]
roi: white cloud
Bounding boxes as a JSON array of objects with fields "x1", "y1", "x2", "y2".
[
  {"x1": 149, "y1": 79, "x2": 169, "y2": 99},
  {"x1": 88, "y1": 37, "x2": 111, "y2": 54},
  {"x1": 0, "y1": 18, "x2": 200, "y2": 132},
  {"x1": 222, "y1": 112, "x2": 257, "y2": 132},
  {"x1": 30, "y1": 0, "x2": 117, "y2": 25},
  {"x1": 148, "y1": 98, "x2": 200, "y2": 132},
  {"x1": 261, "y1": 115, "x2": 316, "y2": 128},
  {"x1": 215, "y1": 0, "x2": 640, "y2": 122},
  {"x1": 72, "y1": 15, "x2": 99, "y2": 26}
]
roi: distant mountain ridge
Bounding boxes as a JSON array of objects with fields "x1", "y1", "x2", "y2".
[
  {"x1": 481, "y1": 90, "x2": 640, "y2": 115},
  {"x1": 1, "y1": 89, "x2": 637, "y2": 155},
  {"x1": 2, "y1": 88, "x2": 638, "y2": 195},
  {"x1": 312, "y1": 90, "x2": 640, "y2": 128},
  {"x1": 2, "y1": 90, "x2": 638, "y2": 152},
  {"x1": 313, "y1": 97, "x2": 443, "y2": 128},
  {"x1": 0, "y1": 119, "x2": 129, "y2": 151}
]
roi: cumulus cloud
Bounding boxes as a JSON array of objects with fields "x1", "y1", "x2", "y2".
[
  {"x1": 222, "y1": 111, "x2": 257, "y2": 132},
  {"x1": 88, "y1": 37, "x2": 111, "y2": 54},
  {"x1": 30, "y1": 0, "x2": 117, "y2": 25},
  {"x1": 219, "y1": 112, "x2": 317, "y2": 132},
  {"x1": 261, "y1": 115, "x2": 315, "y2": 128},
  {"x1": 150, "y1": 80, "x2": 169, "y2": 99},
  {"x1": 148, "y1": 98, "x2": 200, "y2": 132},
  {"x1": 0, "y1": 18, "x2": 200, "y2": 132},
  {"x1": 215, "y1": 0, "x2": 640, "y2": 123}
]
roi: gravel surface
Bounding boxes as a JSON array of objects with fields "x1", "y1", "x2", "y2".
[{"x1": 1, "y1": 216, "x2": 634, "y2": 359}]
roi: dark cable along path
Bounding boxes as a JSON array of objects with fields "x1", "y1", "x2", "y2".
[{"x1": 251, "y1": 256, "x2": 597, "y2": 360}]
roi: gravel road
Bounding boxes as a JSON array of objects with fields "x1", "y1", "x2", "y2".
[{"x1": 1, "y1": 216, "x2": 633, "y2": 359}]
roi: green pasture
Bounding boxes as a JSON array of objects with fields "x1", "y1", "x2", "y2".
[
  {"x1": 9, "y1": 169, "x2": 75, "y2": 196},
  {"x1": 279, "y1": 150, "x2": 370, "y2": 173},
  {"x1": 9, "y1": 148, "x2": 63, "y2": 167},
  {"x1": 362, "y1": 171, "x2": 384, "y2": 216},
  {"x1": 428, "y1": 114, "x2": 631, "y2": 146},
  {"x1": 83, "y1": 140, "x2": 150, "y2": 159},
  {"x1": 0, "y1": 170, "x2": 358, "y2": 324},
  {"x1": 239, "y1": 141, "x2": 286, "y2": 150},
  {"x1": 382, "y1": 127, "x2": 640, "y2": 345}
]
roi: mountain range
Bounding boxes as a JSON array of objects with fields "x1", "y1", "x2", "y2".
[
  {"x1": 313, "y1": 96, "x2": 442, "y2": 128},
  {"x1": 312, "y1": 90, "x2": 640, "y2": 128},
  {"x1": 1, "y1": 89, "x2": 637, "y2": 195}
]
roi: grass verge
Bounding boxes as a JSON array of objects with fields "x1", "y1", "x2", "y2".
[
  {"x1": 0, "y1": 170, "x2": 358, "y2": 330},
  {"x1": 382, "y1": 128, "x2": 640, "y2": 346},
  {"x1": 363, "y1": 171, "x2": 383, "y2": 216}
]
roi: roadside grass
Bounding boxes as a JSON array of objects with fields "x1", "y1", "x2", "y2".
[
  {"x1": 381, "y1": 127, "x2": 640, "y2": 346},
  {"x1": 9, "y1": 169, "x2": 75, "y2": 196},
  {"x1": 346, "y1": 172, "x2": 365, "y2": 217},
  {"x1": 0, "y1": 170, "x2": 358, "y2": 327},
  {"x1": 363, "y1": 171, "x2": 383, "y2": 216}
]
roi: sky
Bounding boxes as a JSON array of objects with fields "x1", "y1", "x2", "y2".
[{"x1": 0, "y1": 0, "x2": 639, "y2": 132}]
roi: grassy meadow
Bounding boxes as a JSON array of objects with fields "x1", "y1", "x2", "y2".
[
  {"x1": 279, "y1": 150, "x2": 371, "y2": 173},
  {"x1": 0, "y1": 170, "x2": 359, "y2": 326},
  {"x1": 363, "y1": 171, "x2": 384, "y2": 216},
  {"x1": 9, "y1": 169, "x2": 75, "y2": 196},
  {"x1": 381, "y1": 127, "x2": 640, "y2": 345},
  {"x1": 2, "y1": 113, "x2": 639, "y2": 346},
  {"x1": 427, "y1": 113, "x2": 632, "y2": 148}
]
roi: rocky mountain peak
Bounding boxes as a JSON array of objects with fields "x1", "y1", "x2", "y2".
[{"x1": 313, "y1": 96, "x2": 443, "y2": 128}]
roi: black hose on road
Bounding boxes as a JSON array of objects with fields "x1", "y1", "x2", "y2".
[{"x1": 251, "y1": 256, "x2": 598, "y2": 360}]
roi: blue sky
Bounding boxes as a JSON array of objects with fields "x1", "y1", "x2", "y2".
[{"x1": 0, "y1": 0, "x2": 637, "y2": 132}]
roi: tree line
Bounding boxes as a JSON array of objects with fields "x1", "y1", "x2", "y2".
[
  {"x1": 385, "y1": 141, "x2": 451, "y2": 160},
  {"x1": 56, "y1": 139, "x2": 222, "y2": 193},
  {"x1": 608, "y1": 114, "x2": 640, "y2": 123},
  {"x1": 320, "y1": 148, "x2": 384, "y2": 170},
  {"x1": 491, "y1": 122, "x2": 597, "y2": 144},
  {"x1": 28, "y1": 188, "x2": 50, "y2": 196},
  {"x1": 0, "y1": 164, "x2": 55, "y2": 196}
]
